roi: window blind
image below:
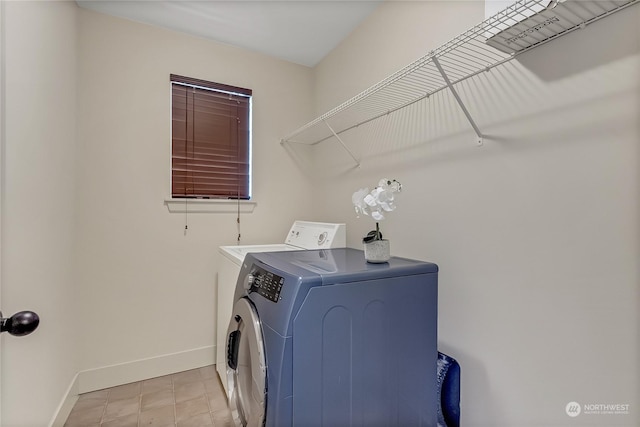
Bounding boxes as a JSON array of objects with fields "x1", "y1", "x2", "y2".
[{"x1": 171, "y1": 74, "x2": 252, "y2": 199}]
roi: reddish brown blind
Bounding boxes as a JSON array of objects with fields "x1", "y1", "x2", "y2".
[{"x1": 171, "y1": 74, "x2": 252, "y2": 199}]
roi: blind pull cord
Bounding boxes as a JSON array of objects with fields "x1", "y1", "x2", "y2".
[
  {"x1": 184, "y1": 198, "x2": 188, "y2": 235},
  {"x1": 236, "y1": 109, "x2": 241, "y2": 244},
  {"x1": 237, "y1": 214, "x2": 241, "y2": 244},
  {"x1": 184, "y1": 87, "x2": 195, "y2": 235}
]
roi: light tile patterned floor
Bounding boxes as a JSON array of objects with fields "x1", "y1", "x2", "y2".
[{"x1": 64, "y1": 365, "x2": 233, "y2": 427}]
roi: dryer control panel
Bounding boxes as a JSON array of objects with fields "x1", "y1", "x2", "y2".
[
  {"x1": 284, "y1": 221, "x2": 346, "y2": 249},
  {"x1": 244, "y1": 266, "x2": 284, "y2": 303}
]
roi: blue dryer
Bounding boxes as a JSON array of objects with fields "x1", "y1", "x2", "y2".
[{"x1": 225, "y1": 248, "x2": 438, "y2": 427}]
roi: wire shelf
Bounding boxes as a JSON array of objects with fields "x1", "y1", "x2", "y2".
[{"x1": 281, "y1": 0, "x2": 637, "y2": 153}]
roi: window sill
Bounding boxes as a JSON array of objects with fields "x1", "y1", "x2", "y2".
[{"x1": 164, "y1": 198, "x2": 257, "y2": 214}]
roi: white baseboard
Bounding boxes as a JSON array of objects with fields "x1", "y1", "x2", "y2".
[
  {"x1": 47, "y1": 346, "x2": 215, "y2": 425},
  {"x1": 77, "y1": 345, "x2": 216, "y2": 394},
  {"x1": 49, "y1": 373, "x2": 79, "y2": 427}
]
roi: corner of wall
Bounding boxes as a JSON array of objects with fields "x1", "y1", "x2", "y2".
[{"x1": 48, "y1": 373, "x2": 80, "y2": 427}]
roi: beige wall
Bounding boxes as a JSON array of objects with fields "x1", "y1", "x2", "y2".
[
  {"x1": 1, "y1": 1, "x2": 79, "y2": 425},
  {"x1": 3, "y1": 1, "x2": 315, "y2": 423},
  {"x1": 2, "y1": 0, "x2": 638, "y2": 425},
  {"x1": 75, "y1": 8, "x2": 315, "y2": 388},
  {"x1": 311, "y1": 1, "x2": 639, "y2": 426}
]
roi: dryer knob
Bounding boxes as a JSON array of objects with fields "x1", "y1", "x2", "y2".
[{"x1": 243, "y1": 274, "x2": 256, "y2": 291}]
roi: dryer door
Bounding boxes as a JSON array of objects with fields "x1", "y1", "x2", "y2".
[{"x1": 226, "y1": 297, "x2": 266, "y2": 427}]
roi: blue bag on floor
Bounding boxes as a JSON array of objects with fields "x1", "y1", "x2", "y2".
[{"x1": 436, "y1": 352, "x2": 461, "y2": 427}]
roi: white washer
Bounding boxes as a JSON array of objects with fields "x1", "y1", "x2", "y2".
[{"x1": 216, "y1": 221, "x2": 346, "y2": 391}]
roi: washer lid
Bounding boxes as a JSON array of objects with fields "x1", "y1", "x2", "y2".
[
  {"x1": 219, "y1": 244, "x2": 297, "y2": 266},
  {"x1": 226, "y1": 298, "x2": 266, "y2": 427}
]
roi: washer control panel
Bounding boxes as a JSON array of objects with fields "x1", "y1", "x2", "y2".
[
  {"x1": 245, "y1": 266, "x2": 284, "y2": 303},
  {"x1": 284, "y1": 221, "x2": 346, "y2": 249}
]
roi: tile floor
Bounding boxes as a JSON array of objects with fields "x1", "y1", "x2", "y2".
[{"x1": 64, "y1": 365, "x2": 233, "y2": 427}]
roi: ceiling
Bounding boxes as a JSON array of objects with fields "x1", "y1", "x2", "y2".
[{"x1": 75, "y1": 0, "x2": 382, "y2": 67}]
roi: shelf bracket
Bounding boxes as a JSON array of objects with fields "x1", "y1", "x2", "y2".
[
  {"x1": 323, "y1": 120, "x2": 361, "y2": 166},
  {"x1": 432, "y1": 56, "x2": 483, "y2": 146}
]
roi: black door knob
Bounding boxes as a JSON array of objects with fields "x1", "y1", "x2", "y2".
[{"x1": 0, "y1": 311, "x2": 40, "y2": 337}]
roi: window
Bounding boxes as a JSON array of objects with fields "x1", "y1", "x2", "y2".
[{"x1": 171, "y1": 74, "x2": 252, "y2": 199}]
